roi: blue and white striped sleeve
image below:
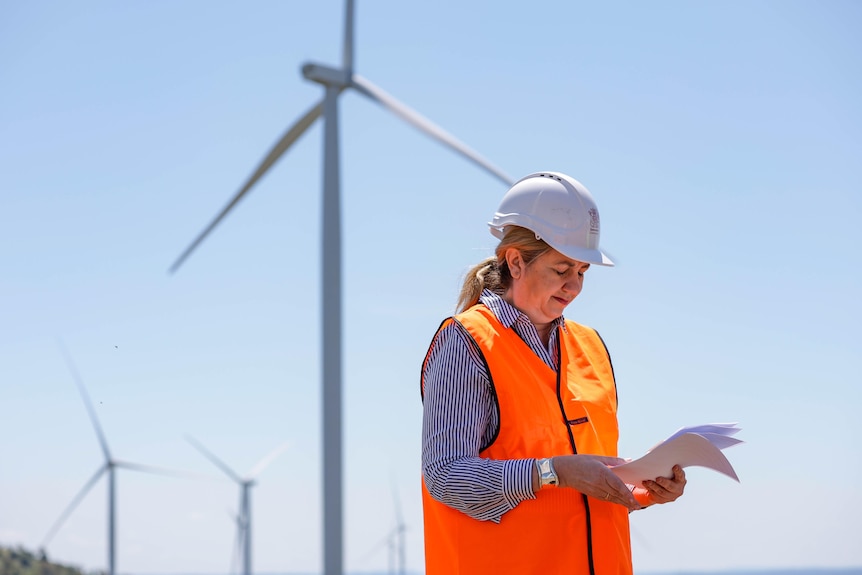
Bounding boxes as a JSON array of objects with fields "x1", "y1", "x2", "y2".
[{"x1": 421, "y1": 320, "x2": 536, "y2": 523}]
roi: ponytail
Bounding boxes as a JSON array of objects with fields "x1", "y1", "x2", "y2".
[{"x1": 456, "y1": 257, "x2": 503, "y2": 313}]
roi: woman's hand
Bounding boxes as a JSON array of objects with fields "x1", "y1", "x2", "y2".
[
  {"x1": 640, "y1": 464, "x2": 687, "y2": 505},
  {"x1": 551, "y1": 454, "x2": 642, "y2": 511}
]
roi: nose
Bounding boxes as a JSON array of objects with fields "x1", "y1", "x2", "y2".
[{"x1": 563, "y1": 275, "x2": 583, "y2": 294}]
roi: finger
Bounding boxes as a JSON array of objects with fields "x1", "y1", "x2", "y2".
[
  {"x1": 603, "y1": 478, "x2": 641, "y2": 510},
  {"x1": 592, "y1": 455, "x2": 629, "y2": 467},
  {"x1": 642, "y1": 479, "x2": 667, "y2": 495},
  {"x1": 655, "y1": 465, "x2": 684, "y2": 487},
  {"x1": 602, "y1": 490, "x2": 640, "y2": 509},
  {"x1": 641, "y1": 482, "x2": 671, "y2": 504},
  {"x1": 653, "y1": 476, "x2": 677, "y2": 490},
  {"x1": 646, "y1": 475, "x2": 685, "y2": 503},
  {"x1": 644, "y1": 479, "x2": 676, "y2": 499}
]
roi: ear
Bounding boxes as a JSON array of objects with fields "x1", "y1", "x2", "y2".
[{"x1": 505, "y1": 248, "x2": 524, "y2": 280}]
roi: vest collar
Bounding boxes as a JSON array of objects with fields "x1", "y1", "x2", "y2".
[{"x1": 479, "y1": 289, "x2": 568, "y2": 333}]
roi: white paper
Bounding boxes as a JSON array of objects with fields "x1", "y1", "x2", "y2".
[
  {"x1": 611, "y1": 423, "x2": 743, "y2": 487},
  {"x1": 659, "y1": 422, "x2": 741, "y2": 445}
]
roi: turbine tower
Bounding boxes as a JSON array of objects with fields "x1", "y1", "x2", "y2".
[
  {"x1": 185, "y1": 435, "x2": 290, "y2": 575},
  {"x1": 389, "y1": 483, "x2": 406, "y2": 575},
  {"x1": 168, "y1": 3, "x2": 513, "y2": 574},
  {"x1": 44, "y1": 346, "x2": 195, "y2": 575}
]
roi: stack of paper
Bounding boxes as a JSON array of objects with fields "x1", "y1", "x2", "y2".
[{"x1": 611, "y1": 423, "x2": 743, "y2": 488}]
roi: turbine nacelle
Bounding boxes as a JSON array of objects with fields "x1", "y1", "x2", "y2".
[{"x1": 302, "y1": 62, "x2": 351, "y2": 89}]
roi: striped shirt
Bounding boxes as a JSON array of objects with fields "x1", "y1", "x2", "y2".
[{"x1": 421, "y1": 289, "x2": 568, "y2": 523}]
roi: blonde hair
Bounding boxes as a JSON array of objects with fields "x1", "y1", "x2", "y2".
[{"x1": 456, "y1": 226, "x2": 551, "y2": 313}]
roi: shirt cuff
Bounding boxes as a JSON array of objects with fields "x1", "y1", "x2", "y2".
[{"x1": 502, "y1": 458, "x2": 537, "y2": 508}]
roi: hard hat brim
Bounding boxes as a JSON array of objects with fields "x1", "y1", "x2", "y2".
[{"x1": 489, "y1": 224, "x2": 615, "y2": 267}]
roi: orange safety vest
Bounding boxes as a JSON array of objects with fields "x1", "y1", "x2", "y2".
[{"x1": 421, "y1": 305, "x2": 632, "y2": 575}]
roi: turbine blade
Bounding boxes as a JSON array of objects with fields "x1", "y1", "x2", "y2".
[
  {"x1": 229, "y1": 507, "x2": 243, "y2": 575},
  {"x1": 168, "y1": 99, "x2": 324, "y2": 274},
  {"x1": 185, "y1": 434, "x2": 243, "y2": 483},
  {"x1": 343, "y1": 0, "x2": 355, "y2": 72},
  {"x1": 357, "y1": 532, "x2": 391, "y2": 565},
  {"x1": 56, "y1": 340, "x2": 111, "y2": 462},
  {"x1": 350, "y1": 74, "x2": 514, "y2": 187},
  {"x1": 246, "y1": 440, "x2": 291, "y2": 480},
  {"x1": 113, "y1": 459, "x2": 209, "y2": 480},
  {"x1": 42, "y1": 464, "x2": 108, "y2": 548}
]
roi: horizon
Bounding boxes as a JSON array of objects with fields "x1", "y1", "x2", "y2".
[{"x1": 6, "y1": 540, "x2": 862, "y2": 574}]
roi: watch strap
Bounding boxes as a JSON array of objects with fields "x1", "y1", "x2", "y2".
[{"x1": 535, "y1": 457, "x2": 558, "y2": 488}]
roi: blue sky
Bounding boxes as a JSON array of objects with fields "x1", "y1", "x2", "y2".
[{"x1": 1, "y1": 1, "x2": 860, "y2": 573}]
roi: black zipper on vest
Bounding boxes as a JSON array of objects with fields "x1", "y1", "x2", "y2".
[{"x1": 554, "y1": 326, "x2": 596, "y2": 575}]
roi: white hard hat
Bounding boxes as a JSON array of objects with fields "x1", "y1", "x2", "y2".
[{"x1": 489, "y1": 171, "x2": 614, "y2": 266}]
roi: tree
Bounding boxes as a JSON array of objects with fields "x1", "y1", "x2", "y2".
[{"x1": 0, "y1": 545, "x2": 103, "y2": 575}]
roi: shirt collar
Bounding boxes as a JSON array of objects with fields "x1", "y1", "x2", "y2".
[{"x1": 479, "y1": 289, "x2": 567, "y2": 332}]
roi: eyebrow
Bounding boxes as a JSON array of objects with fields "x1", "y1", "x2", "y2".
[{"x1": 553, "y1": 261, "x2": 590, "y2": 270}]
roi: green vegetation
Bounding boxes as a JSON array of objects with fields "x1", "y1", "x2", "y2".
[{"x1": 0, "y1": 545, "x2": 103, "y2": 575}]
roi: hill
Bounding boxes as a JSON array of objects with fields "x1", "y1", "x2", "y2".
[{"x1": 0, "y1": 545, "x2": 102, "y2": 575}]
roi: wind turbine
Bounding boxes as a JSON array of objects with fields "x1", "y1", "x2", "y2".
[
  {"x1": 44, "y1": 346, "x2": 197, "y2": 575},
  {"x1": 186, "y1": 435, "x2": 290, "y2": 575},
  {"x1": 360, "y1": 482, "x2": 407, "y2": 575},
  {"x1": 388, "y1": 482, "x2": 407, "y2": 575},
  {"x1": 168, "y1": 2, "x2": 513, "y2": 574}
]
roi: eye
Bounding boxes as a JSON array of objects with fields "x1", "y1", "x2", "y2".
[{"x1": 554, "y1": 268, "x2": 568, "y2": 277}]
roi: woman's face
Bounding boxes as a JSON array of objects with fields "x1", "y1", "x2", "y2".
[{"x1": 505, "y1": 247, "x2": 590, "y2": 326}]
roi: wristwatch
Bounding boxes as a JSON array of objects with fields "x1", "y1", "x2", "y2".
[{"x1": 535, "y1": 457, "x2": 558, "y2": 489}]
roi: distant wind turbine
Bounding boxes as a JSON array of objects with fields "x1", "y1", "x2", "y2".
[
  {"x1": 360, "y1": 481, "x2": 407, "y2": 575},
  {"x1": 44, "y1": 345, "x2": 197, "y2": 575},
  {"x1": 388, "y1": 482, "x2": 407, "y2": 575},
  {"x1": 185, "y1": 435, "x2": 290, "y2": 575},
  {"x1": 168, "y1": 2, "x2": 513, "y2": 574}
]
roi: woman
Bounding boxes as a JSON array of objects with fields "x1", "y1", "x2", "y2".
[{"x1": 421, "y1": 172, "x2": 686, "y2": 575}]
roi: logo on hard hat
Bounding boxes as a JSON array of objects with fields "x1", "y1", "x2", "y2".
[{"x1": 588, "y1": 208, "x2": 600, "y2": 235}]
